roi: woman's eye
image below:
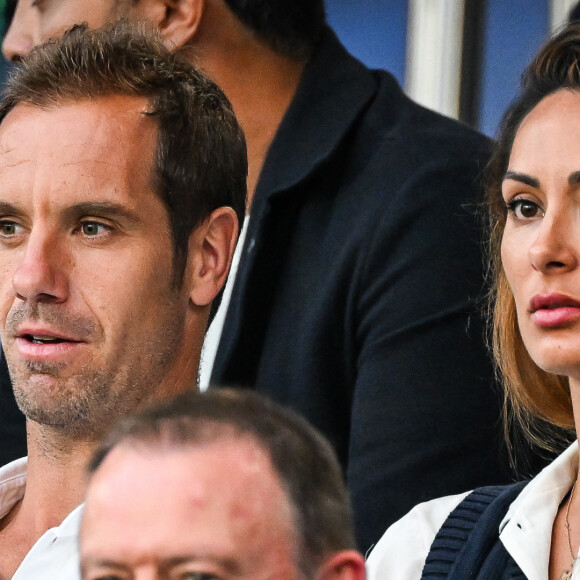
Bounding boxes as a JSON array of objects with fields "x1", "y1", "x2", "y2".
[
  {"x1": 183, "y1": 574, "x2": 218, "y2": 580},
  {"x1": 506, "y1": 199, "x2": 543, "y2": 220}
]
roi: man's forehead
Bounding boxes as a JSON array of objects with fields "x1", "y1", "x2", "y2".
[
  {"x1": 0, "y1": 96, "x2": 156, "y2": 171},
  {"x1": 0, "y1": 95, "x2": 153, "y2": 141},
  {"x1": 84, "y1": 436, "x2": 296, "y2": 550},
  {"x1": 82, "y1": 436, "x2": 300, "y2": 578},
  {"x1": 109, "y1": 433, "x2": 275, "y2": 475},
  {"x1": 93, "y1": 435, "x2": 286, "y2": 504}
]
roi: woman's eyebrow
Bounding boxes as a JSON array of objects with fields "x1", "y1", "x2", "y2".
[{"x1": 502, "y1": 170, "x2": 539, "y2": 188}]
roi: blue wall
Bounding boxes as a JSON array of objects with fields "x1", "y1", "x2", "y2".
[
  {"x1": 479, "y1": 0, "x2": 550, "y2": 136},
  {"x1": 326, "y1": 0, "x2": 408, "y2": 86}
]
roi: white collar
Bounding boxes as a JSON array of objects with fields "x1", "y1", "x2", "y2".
[
  {"x1": 500, "y1": 441, "x2": 578, "y2": 580},
  {"x1": 0, "y1": 457, "x2": 28, "y2": 519}
]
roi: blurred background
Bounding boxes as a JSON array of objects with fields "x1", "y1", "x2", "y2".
[
  {"x1": 325, "y1": 0, "x2": 575, "y2": 137},
  {"x1": 0, "y1": 0, "x2": 578, "y2": 137}
]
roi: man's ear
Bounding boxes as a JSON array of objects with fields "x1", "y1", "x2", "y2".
[
  {"x1": 314, "y1": 550, "x2": 366, "y2": 580},
  {"x1": 186, "y1": 206, "x2": 239, "y2": 307},
  {"x1": 131, "y1": 0, "x2": 204, "y2": 48}
]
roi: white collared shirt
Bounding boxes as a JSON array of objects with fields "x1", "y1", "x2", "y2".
[
  {"x1": 0, "y1": 457, "x2": 82, "y2": 580},
  {"x1": 366, "y1": 441, "x2": 579, "y2": 580}
]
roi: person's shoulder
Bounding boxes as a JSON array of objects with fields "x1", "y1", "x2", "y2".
[
  {"x1": 311, "y1": 30, "x2": 490, "y2": 157},
  {"x1": 365, "y1": 491, "x2": 469, "y2": 580},
  {"x1": 365, "y1": 69, "x2": 491, "y2": 160}
]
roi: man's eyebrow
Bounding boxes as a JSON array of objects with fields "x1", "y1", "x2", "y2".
[
  {"x1": 81, "y1": 558, "x2": 128, "y2": 572},
  {"x1": 0, "y1": 201, "x2": 145, "y2": 226},
  {"x1": 502, "y1": 171, "x2": 539, "y2": 188},
  {"x1": 165, "y1": 555, "x2": 240, "y2": 574},
  {"x1": 63, "y1": 202, "x2": 142, "y2": 224},
  {"x1": 0, "y1": 201, "x2": 21, "y2": 216}
]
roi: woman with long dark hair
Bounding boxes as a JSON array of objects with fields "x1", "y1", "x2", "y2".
[{"x1": 368, "y1": 23, "x2": 580, "y2": 580}]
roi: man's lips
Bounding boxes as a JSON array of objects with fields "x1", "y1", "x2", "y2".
[
  {"x1": 12, "y1": 327, "x2": 86, "y2": 362},
  {"x1": 529, "y1": 293, "x2": 580, "y2": 327},
  {"x1": 15, "y1": 326, "x2": 83, "y2": 344}
]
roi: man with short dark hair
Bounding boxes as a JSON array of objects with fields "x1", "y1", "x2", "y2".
[
  {"x1": 2, "y1": 0, "x2": 510, "y2": 551},
  {"x1": 81, "y1": 389, "x2": 366, "y2": 580},
  {"x1": 0, "y1": 21, "x2": 245, "y2": 578}
]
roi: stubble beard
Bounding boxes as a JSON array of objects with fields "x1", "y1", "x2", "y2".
[
  {"x1": 4, "y1": 289, "x2": 191, "y2": 440},
  {"x1": 8, "y1": 319, "x2": 187, "y2": 440},
  {"x1": 4, "y1": 302, "x2": 116, "y2": 438},
  {"x1": 11, "y1": 359, "x2": 119, "y2": 438}
]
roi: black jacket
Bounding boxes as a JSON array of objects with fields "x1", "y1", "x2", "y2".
[
  {"x1": 0, "y1": 348, "x2": 26, "y2": 465},
  {"x1": 212, "y1": 28, "x2": 511, "y2": 550}
]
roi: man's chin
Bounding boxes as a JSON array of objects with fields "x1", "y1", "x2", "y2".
[
  {"x1": 13, "y1": 374, "x2": 79, "y2": 421},
  {"x1": 13, "y1": 395, "x2": 95, "y2": 437},
  {"x1": 12, "y1": 369, "x2": 67, "y2": 396}
]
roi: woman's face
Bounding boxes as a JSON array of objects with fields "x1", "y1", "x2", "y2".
[{"x1": 502, "y1": 89, "x2": 580, "y2": 382}]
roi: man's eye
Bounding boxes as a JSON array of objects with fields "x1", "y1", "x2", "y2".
[
  {"x1": 506, "y1": 199, "x2": 543, "y2": 220},
  {"x1": 183, "y1": 574, "x2": 218, "y2": 580},
  {"x1": 0, "y1": 221, "x2": 21, "y2": 236},
  {"x1": 80, "y1": 222, "x2": 108, "y2": 236}
]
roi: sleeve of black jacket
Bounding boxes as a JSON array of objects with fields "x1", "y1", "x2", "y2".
[
  {"x1": 0, "y1": 345, "x2": 26, "y2": 465},
  {"x1": 346, "y1": 129, "x2": 510, "y2": 552}
]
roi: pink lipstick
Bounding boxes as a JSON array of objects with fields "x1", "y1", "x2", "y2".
[{"x1": 530, "y1": 293, "x2": 580, "y2": 327}]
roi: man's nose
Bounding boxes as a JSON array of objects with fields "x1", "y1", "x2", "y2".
[{"x1": 12, "y1": 232, "x2": 70, "y2": 304}]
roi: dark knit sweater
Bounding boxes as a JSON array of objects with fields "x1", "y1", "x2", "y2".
[{"x1": 421, "y1": 482, "x2": 529, "y2": 579}]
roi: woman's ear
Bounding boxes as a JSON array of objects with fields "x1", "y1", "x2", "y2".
[
  {"x1": 130, "y1": 0, "x2": 205, "y2": 48},
  {"x1": 314, "y1": 550, "x2": 366, "y2": 580},
  {"x1": 186, "y1": 206, "x2": 239, "y2": 307}
]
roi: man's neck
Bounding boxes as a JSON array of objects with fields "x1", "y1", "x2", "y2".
[
  {"x1": 214, "y1": 53, "x2": 305, "y2": 206},
  {"x1": 0, "y1": 423, "x2": 95, "y2": 579},
  {"x1": 193, "y1": 2, "x2": 308, "y2": 206}
]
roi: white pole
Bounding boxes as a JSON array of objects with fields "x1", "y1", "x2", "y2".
[{"x1": 405, "y1": 0, "x2": 466, "y2": 119}]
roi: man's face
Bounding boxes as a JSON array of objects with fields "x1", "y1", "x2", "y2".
[
  {"x1": 81, "y1": 436, "x2": 304, "y2": 580},
  {"x1": 2, "y1": 0, "x2": 131, "y2": 61},
  {"x1": 0, "y1": 96, "x2": 195, "y2": 437}
]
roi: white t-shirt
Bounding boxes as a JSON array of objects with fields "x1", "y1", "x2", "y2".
[
  {"x1": 0, "y1": 457, "x2": 83, "y2": 579},
  {"x1": 198, "y1": 216, "x2": 249, "y2": 391},
  {"x1": 366, "y1": 441, "x2": 579, "y2": 580}
]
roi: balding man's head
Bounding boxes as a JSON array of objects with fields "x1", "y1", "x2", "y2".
[{"x1": 81, "y1": 389, "x2": 366, "y2": 580}]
